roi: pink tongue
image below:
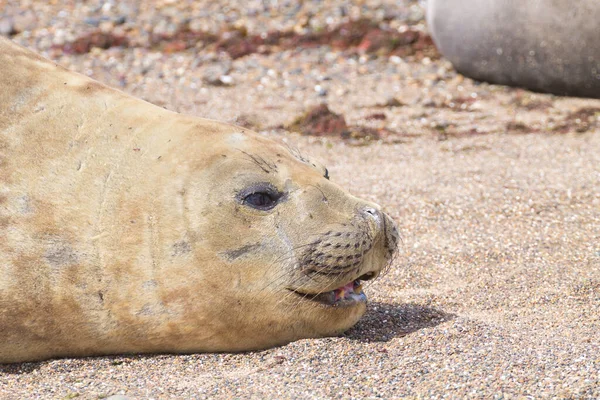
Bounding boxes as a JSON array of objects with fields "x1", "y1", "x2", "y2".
[{"x1": 334, "y1": 282, "x2": 355, "y2": 301}]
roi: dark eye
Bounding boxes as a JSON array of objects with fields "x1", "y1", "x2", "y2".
[
  {"x1": 324, "y1": 168, "x2": 330, "y2": 180},
  {"x1": 244, "y1": 192, "x2": 277, "y2": 210},
  {"x1": 239, "y1": 183, "x2": 284, "y2": 211}
]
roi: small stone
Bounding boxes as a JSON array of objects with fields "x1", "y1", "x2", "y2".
[
  {"x1": 314, "y1": 84, "x2": 328, "y2": 96},
  {"x1": 114, "y1": 15, "x2": 127, "y2": 25},
  {"x1": 0, "y1": 17, "x2": 17, "y2": 36},
  {"x1": 83, "y1": 17, "x2": 102, "y2": 27},
  {"x1": 219, "y1": 75, "x2": 234, "y2": 85},
  {"x1": 202, "y1": 63, "x2": 234, "y2": 86},
  {"x1": 376, "y1": 97, "x2": 405, "y2": 108},
  {"x1": 203, "y1": 73, "x2": 234, "y2": 87},
  {"x1": 389, "y1": 55, "x2": 405, "y2": 65}
]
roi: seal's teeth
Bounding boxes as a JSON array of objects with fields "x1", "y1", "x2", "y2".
[
  {"x1": 291, "y1": 280, "x2": 366, "y2": 306},
  {"x1": 354, "y1": 281, "x2": 363, "y2": 294},
  {"x1": 334, "y1": 281, "x2": 359, "y2": 300}
]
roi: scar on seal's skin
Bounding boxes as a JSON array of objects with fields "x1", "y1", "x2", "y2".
[
  {"x1": 45, "y1": 245, "x2": 78, "y2": 267},
  {"x1": 221, "y1": 244, "x2": 262, "y2": 261},
  {"x1": 172, "y1": 240, "x2": 192, "y2": 257},
  {"x1": 16, "y1": 195, "x2": 33, "y2": 214}
]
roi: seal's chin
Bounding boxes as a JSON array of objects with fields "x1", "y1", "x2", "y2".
[{"x1": 290, "y1": 272, "x2": 376, "y2": 307}]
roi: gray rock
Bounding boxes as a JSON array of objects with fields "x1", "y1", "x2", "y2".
[
  {"x1": 83, "y1": 17, "x2": 102, "y2": 27},
  {"x1": 202, "y1": 62, "x2": 234, "y2": 86},
  {"x1": 0, "y1": 17, "x2": 16, "y2": 36},
  {"x1": 427, "y1": 0, "x2": 600, "y2": 98}
]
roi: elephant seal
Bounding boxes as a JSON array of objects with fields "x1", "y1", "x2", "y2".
[
  {"x1": 0, "y1": 37, "x2": 399, "y2": 363},
  {"x1": 427, "y1": 0, "x2": 600, "y2": 98}
]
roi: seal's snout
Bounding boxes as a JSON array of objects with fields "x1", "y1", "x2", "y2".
[
  {"x1": 361, "y1": 206, "x2": 382, "y2": 229},
  {"x1": 359, "y1": 205, "x2": 398, "y2": 258}
]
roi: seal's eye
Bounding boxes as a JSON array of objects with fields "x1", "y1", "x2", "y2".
[
  {"x1": 324, "y1": 168, "x2": 330, "y2": 180},
  {"x1": 244, "y1": 192, "x2": 277, "y2": 209},
  {"x1": 239, "y1": 183, "x2": 283, "y2": 211}
]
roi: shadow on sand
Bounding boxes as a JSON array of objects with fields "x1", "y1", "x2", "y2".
[
  {"x1": 0, "y1": 361, "x2": 45, "y2": 375},
  {"x1": 344, "y1": 301, "x2": 454, "y2": 342}
]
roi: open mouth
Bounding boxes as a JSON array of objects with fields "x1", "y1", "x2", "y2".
[{"x1": 291, "y1": 272, "x2": 376, "y2": 307}]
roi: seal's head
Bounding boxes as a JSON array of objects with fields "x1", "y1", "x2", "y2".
[{"x1": 173, "y1": 130, "x2": 399, "y2": 350}]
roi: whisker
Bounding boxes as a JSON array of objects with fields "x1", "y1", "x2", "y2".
[{"x1": 247, "y1": 212, "x2": 400, "y2": 314}]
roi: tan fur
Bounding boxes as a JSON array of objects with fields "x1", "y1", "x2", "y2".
[{"x1": 0, "y1": 37, "x2": 398, "y2": 363}]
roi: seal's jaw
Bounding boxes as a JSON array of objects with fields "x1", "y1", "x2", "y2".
[{"x1": 288, "y1": 271, "x2": 378, "y2": 307}]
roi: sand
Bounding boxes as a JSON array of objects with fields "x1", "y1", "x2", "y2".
[{"x1": 1, "y1": 0, "x2": 599, "y2": 398}]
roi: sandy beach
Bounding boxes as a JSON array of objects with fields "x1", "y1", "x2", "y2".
[{"x1": 1, "y1": 0, "x2": 599, "y2": 398}]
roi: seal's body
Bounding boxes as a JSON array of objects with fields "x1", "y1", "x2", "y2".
[
  {"x1": 0, "y1": 37, "x2": 398, "y2": 363},
  {"x1": 428, "y1": 0, "x2": 600, "y2": 98}
]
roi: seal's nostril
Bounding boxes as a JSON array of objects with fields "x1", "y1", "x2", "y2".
[
  {"x1": 361, "y1": 206, "x2": 382, "y2": 228},
  {"x1": 364, "y1": 207, "x2": 378, "y2": 216},
  {"x1": 363, "y1": 207, "x2": 379, "y2": 218}
]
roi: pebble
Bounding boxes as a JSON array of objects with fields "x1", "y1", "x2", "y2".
[
  {"x1": 314, "y1": 84, "x2": 328, "y2": 96},
  {"x1": 0, "y1": 17, "x2": 16, "y2": 36},
  {"x1": 202, "y1": 62, "x2": 234, "y2": 86}
]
